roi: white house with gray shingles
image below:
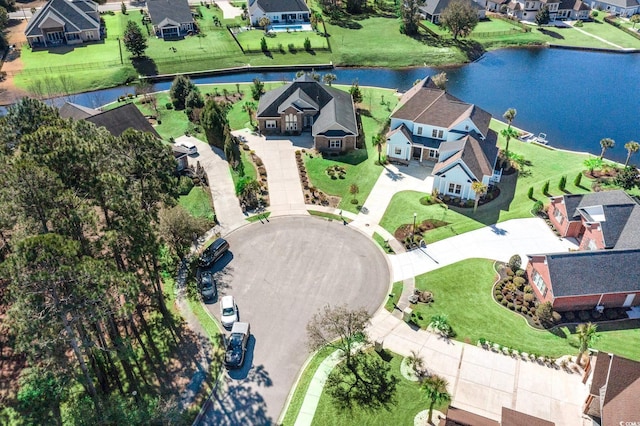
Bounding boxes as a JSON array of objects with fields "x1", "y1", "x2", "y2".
[
  {"x1": 386, "y1": 77, "x2": 500, "y2": 201},
  {"x1": 588, "y1": 0, "x2": 639, "y2": 16},
  {"x1": 25, "y1": 0, "x2": 101, "y2": 48},
  {"x1": 420, "y1": 0, "x2": 486, "y2": 23},
  {"x1": 147, "y1": 0, "x2": 195, "y2": 39},
  {"x1": 256, "y1": 74, "x2": 358, "y2": 152},
  {"x1": 247, "y1": 0, "x2": 310, "y2": 26}
]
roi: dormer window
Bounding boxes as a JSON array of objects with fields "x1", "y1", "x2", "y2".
[{"x1": 431, "y1": 129, "x2": 444, "y2": 139}]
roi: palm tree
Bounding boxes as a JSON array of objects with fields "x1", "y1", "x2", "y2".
[
  {"x1": 242, "y1": 101, "x2": 256, "y2": 125},
  {"x1": 471, "y1": 181, "x2": 488, "y2": 213},
  {"x1": 599, "y1": 138, "x2": 615, "y2": 160},
  {"x1": 422, "y1": 374, "x2": 451, "y2": 424},
  {"x1": 372, "y1": 135, "x2": 384, "y2": 164},
  {"x1": 624, "y1": 141, "x2": 640, "y2": 167},
  {"x1": 576, "y1": 322, "x2": 598, "y2": 366},
  {"x1": 501, "y1": 108, "x2": 517, "y2": 160},
  {"x1": 322, "y1": 73, "x2": 337, "y2": 86}
]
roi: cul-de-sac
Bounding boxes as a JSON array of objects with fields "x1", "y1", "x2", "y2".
[{"x1": 0, "y1": 0, "x2": 639, "y2": 423}]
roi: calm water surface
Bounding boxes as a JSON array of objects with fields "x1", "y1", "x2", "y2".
[{"x1": 56, "y1": 48, "x2": 640, "y2": 163}]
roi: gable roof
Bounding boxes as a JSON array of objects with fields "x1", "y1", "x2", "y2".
[
  {"x1": 433, "y1": 130, "x2": 498, "y2": 180},
  {"x1": 589, "y1": 352, "x2": 640, "y2": 426},
  {"x1": 25, "y1": 0, "x2": 99, "y2": 38},
  {"x1": 501, "y1": 407, "x2": 554, "y2": 426},
  {"x1": 558, "y1": 0, "x2": 590, "y2": 10},
  {"x1": 438, "y1": 406, "x2": 499, "y2": 426},
  {"x1": 253, "y1": 0, "x2": 310, "y2": 12},
  {"x1": 392, "y1": 83, "x2": 491, "y2": 138},
  {"x1": 59, "y1": 101, "x2": 99, "y2": 120},
  {"x1": 561, "y1": 190, "x2": 637, "y2": 221},
  {"x1": 147, "y1": 0, "x2": 193, "y2": 26},
  {"x1": 596, "y1": 0, "x2": 639, "y2": 7},
  {"x1": 257, "y1": 76, "x2": 358, "y2": 136},
  {"x1": 542, "y1": 249, "x2": 640, "y2": 297},
  {"x1": 420, "y1": 0, "x2": 483, "y2": 15},
  {"x1": 85, "y1": 103, "x2": 160, "y2": 138}
]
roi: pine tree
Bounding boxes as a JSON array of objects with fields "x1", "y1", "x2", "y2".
[{"x1": 123, "y1": 20, "x2": 147, "y2": 57}]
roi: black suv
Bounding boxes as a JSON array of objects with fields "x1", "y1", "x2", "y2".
[
  {"x1": 224, "y1": 322, "x2": 250, "y2": 369},
  {"x1": 198, "y1": 238, "x2": 229, "y2": 268}
]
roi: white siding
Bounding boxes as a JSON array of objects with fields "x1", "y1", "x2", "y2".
[
  {"x1": 386, "y1": 131, "x2": 411, "y2": 161},
  {"x1": 434, "y1": 164, "x2": 476, "y2": 199}
]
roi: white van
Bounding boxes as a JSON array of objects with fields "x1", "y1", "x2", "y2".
[{"x1": 176, "y1": 139, "x2": 198, "y2": 155}]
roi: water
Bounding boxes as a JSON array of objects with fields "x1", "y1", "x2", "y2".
[{"x1": 47, "y1": 48, "x2": 640, "y2": 163}]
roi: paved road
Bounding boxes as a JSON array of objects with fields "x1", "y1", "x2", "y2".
[{"x1": 199, "y1": 216, "x2": 391, "y2": 425}]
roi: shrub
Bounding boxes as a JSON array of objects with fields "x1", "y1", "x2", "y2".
[
  {"x1": 513, "y1": 277, "x2": 526, "y2": 288},
  {"x1": 496, "y1": 294, "x2": 504, "y2": 302},
  {"x1": 558, "y1": 175, "x2": 567, "y2": 191},
  {"x1": 501, "y1": 299, "x2": 509, "y2": 306},
  {"x1": 515, "y1": 269, "x2": 526, "y2": 277},
  {"x1": 165, "y1": 102, "x2": 173, "y2": 110},
  {"x1": 508, "y1": 302, "x2": 515, "y2": 310},
  {"x1": 564, "y1": 311, "x2": 575, "y2": 322},
  {"x1": 504, "y1": 267, "x2": 514, "y2": 276},
  {"x1": 537, "y1": 301, "x2": 554, "y2": 323},
  {"x1": 304, "y1": 37, "x2": 311, "y2": 51},
  {"x1": 552, "y1": 311, "x2": 562, "y2": 323},
  {"x1": 605, "y1": 309, "x2": 617, "y2": 320},
  {"x1": 254, "y1": 157, "x2": 264, "y2": 167},
  {"x1": 508, "y1": 255, "x2": 522, "y2": 271},
  {"x1": 524, "y1": 293, "x2": 535, "y2": 303},
  {"x1": 574, "y1": 172, "x2": 582, "y2": 187},
  {"x1": 515, "y1": 305, "x2": 522, "y2": 312},
  {"x1": 542, "y1": 180, "x2": 550, "y2": 195},
  {"x1": 578, "y1": 310, "x2": 591, "y2": 321},
  {"x1": 574, "y1": 20, "x2": 583, "y2": 27},
  {"x1": 523, "y1": 285, "x2": 533, "y2": 293},
  {"x1": 532, "y1": 200, "x2": 544, "y2": 215},
  {"x1": 591, "y1": 10, "x2": 599, "y2": 16},
  {"x1": 177, "y1": 176, "x2": 195, "y2": 195},
  {"x1": 288, "y1": 43, "x2": 296, "y2": 52},
  {"x1": 521, "y1": 306, "x2": 528, "y2": 314},
  {"x1": 260, "y1": 37, "x2": 268, "y2": 52},
  {"x1": 419, "y1": 196, "x2": 432, "y2": 205},
  {"x1": 527, "y1": 186, "x2": 534, "y2": 199}
]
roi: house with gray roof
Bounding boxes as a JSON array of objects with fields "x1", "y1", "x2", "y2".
[
  {"x1": 588, "y1": 0, "x2": 639, "y2": 16},
  {"x1": 526, "y1": 190, "x2": 640, "y2": 311},
  {"x1": 147, "y1": 0, "x2": 195, "y2": 39},
  {"x1": 386, "y1": 76, "x2": 500, "y2": 201},
  {"x1": 256, "y1": 74, "x2": 359, "y2": 152},
  {"x1": 557, "y1": 0, "x2": 591, "y2": 19},
  {"x1": 247, "y1": 0, "x2": 310, "y2": 27},
  {"x1": 420, "y1": 0, "x2": 485, "y2": 23},
  {"x1": 25, "y1": 0, "x2": 101, "y2": 48}
]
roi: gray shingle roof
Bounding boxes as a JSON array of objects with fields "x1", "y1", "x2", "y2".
[
  {"x1": 590, "y1": 353, "x2": 640, "y2": 426},
  {"x1": 257, "y1": 77, "x2": 357, "y2": 136},
  {"x1": 254, "y1": 0, "x2": 310, "y2": 13},
  {"x1": 545, "y1": 249, "x2": 640, "y2": 297},
  {"x1": 420, "y1": 0, "x2": 483, "y2": 15},
  {"x1": 59, "y1": 101, "x2": 99, "y2": 120},
  {"x1": 563, "y1": 190, "x2": 636, "y2": 220},
  {"x1": 86, "y1": 103, "x2": 160, "y2": 138},
  {"x1": 559, "y1": 0, "x2": 590, "y2": 10},
  {"x1": 147, "y1": 0, "x2": 193, "y2": 26},
  {"x1": 25, "y1": 0, "x2": 99, "y2": 37},
  {"x1": 598, "y1": 0, "x2": 639, "y2": 7},
  {"x1": 433, "y1": 130, "x2": 498, "y2": 180}
]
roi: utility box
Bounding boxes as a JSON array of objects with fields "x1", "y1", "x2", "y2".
[
  {"x1": 375, "y1": 338, "x2": 384, "y2": 352},
  {"x1": 403, "y1": 307, "x2": 413, "y2": 323}
]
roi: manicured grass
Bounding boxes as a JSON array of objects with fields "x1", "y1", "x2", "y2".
[
  {"x1": 373, "y1": 232, "x2": 395, "y2": 254},
  {"x1": 380, "y1": 119, "x2": 603, "y2": 243},
  {"x1": 411, "y1": 258, "x2": 640, "y2": 360},
  {"x1": 573, "y1": 17, "x2": 640, "y2": 48},
  {"x1": 235, "y1": 29, "x2": 330, "y2": 51},
  {"x1": 308, "y1": 210, "x2": 352, "y2": 223},
  {"x1": 179, "y1": 186, "x2": 215, "y2": 220},
  {"x1": 312, "y1": 351, "x2": 448, "y2": 425},
  {"x1": 280, "y1": 347, "x2": 334, "y2": 426},
  {"x1": 385, "y1": 281, "x2": 403, "y2": 312},
  {"x1": 304, "y1": 85, "x2": 397, "y2": 212},
  {"x1": 246, "y1": 211, "x2": 271, "y2": 222}
]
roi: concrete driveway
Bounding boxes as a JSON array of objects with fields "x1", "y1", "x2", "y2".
[{"x1": 199, "y1": 216, "x2": 390, "y2": 425}]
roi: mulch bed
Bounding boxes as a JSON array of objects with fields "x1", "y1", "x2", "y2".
[{"x1": 394, "y1": 219, "x2": 448, "y2": 241}]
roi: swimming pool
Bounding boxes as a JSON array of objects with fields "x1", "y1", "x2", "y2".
[{"x1": 269, "y1": 24, "x2": 312, "y2": 32}]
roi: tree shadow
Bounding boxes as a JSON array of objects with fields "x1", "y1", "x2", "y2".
[
  {"x1": 131, "y1": 56, "x2": 158, "y2": 76},
  {"x1": 537, "y1": 28, "x2": 565, "y2": 39}
]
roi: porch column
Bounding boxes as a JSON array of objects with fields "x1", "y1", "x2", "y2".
[{"x1": 419, "y1": 147, "x2": 424, "y2": 163}]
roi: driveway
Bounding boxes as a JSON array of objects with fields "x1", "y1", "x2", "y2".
[
  {"x1": 181, "y1": 136, "x2": 246, "y2": 233},
  {"x1": 199, "y1": 216, "x2": 390, "y2": 425}
]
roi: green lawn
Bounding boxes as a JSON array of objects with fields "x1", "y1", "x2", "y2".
[
  {"x1": 373, "y1": 232, "x2": 395, "y2": 254},
  {"x1": 385, "y1": 281, "x2": 403, "y2": 312},
  {"x1": 235, "y1": 29, "x2": 330, "y2": 51},
  {"x1": 411, "y1": 258, "x2": 640, "y2": 360},
  {"x1": 304, "y1": 85, "x2": 397, "y2": 212},
  {"x1": 311, "y1": 351, "x2": 448, "y2": 425},
  {"x1": 280, "y1": 347, "x2": 334, "y2": 426},
  {"x1": 179, "y1": 186, "x2": 215, "y2": 220},
  {"x1": 574, "y1": 16, "x2": 640, "y2": 48},
  {"x1": 380, "y1": 119, "x2": 604, "y2": 243}
]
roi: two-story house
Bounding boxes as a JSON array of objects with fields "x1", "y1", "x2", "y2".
[
  {"x1": 526, "y1": 190, "x2": 640, "y2": 311},
  {"x1": 506, "y1": 0, "x2": 561, "y2": 21},
  {"x1": 385, "y1": 76, "x2": 500, "y2": 201},
  {"x1": 25, "y1": 0, "x2": 102, "y2": 48}
]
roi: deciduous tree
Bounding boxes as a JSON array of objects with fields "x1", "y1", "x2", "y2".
[
  {"x1": 169, "y1": 75, "x2": 195, "y2": 110},
  {"x1": 440, "y1": 0, "x2": 478, "y2": 40}
]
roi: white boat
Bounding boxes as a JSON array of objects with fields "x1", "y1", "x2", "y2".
[{"x1": 520, "y1": 132, "x2": 548, "y2": 145}]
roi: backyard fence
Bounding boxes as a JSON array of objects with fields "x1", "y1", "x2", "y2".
[
  {"x1": 603, "y1": 15, "x2": 640, "y2": 41},
  {"x1": 487, "y1": 12, "x2": 532, "y2": 32},
  {"x1": 472, "y1": 28, "x2": 528, "y2": 38},
  {"x1": 226, "y1": 24, "x2": 245, "y2": 53},
  {"x1": 4, "y1": 58, "x2": 123, "y2": 77}
]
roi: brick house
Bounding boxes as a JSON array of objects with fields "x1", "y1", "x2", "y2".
[
  {"x1": 526, "y1": 190, "x2": 640, "y2": 311},
  {"x1": 439, "y1": 406, "x2": 554, "y2": 425},
  {"x1": 583, "y1": 352, "x2": 640, "y2": 426},
  {"x1": 256, "y1": 74, "x2": 359, "y2": 153}
]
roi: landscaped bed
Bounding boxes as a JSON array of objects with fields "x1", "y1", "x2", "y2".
[{"x1": 409, "y1": 258, "x2": 640, "y2": 360}]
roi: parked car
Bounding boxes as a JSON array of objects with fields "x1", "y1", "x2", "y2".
[
  {"x1": 224, "y1": 322, "x2": 250, "y2": 369},
  {"x1": 220, "y1": 295, "x2": 238, "y2": 329},
  {"x1": 175, "y1": 139, "x2": 198, "y2": 155},
  {"x1": 199, "y1": 271, "x2": 217, "y2": 301},
  {"x1": 198, "y1": 238, "x2": 229, "y2": 268}
]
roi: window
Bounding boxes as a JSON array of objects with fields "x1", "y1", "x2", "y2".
[
  {"x1": 417, "y1": 127, "x2": 422, "y2": 135},
  {"x1": 429, "y1": 149, "x2": 438, "y2": 159},
  {"x1": 448, "y1": 183, "x2": 461, "y2": 195},
  {"x1": 587, "y1": 239, "x2": 597, "y2": 251},
  {"x1": 532, "y1": 271, "x2": 547, "y2": 296},
  {"x1": 553, "y1": 207, "x2": 564, "y2": 225},
  {"x1": 285, "y1": 114, "x2": 297, "y2": 131},
  {"x1": 266, "y1": 120, "x2": 276, "y2": 129},
  {"x1": 329, "y1": 140, "x2": 342, "y2": 149},
  {"x1": 394, "y1": 147, "x2": 402, "y2": 155},
  {"x1": 431, "y1": 129, "x2": 444, "y2": 139}
]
